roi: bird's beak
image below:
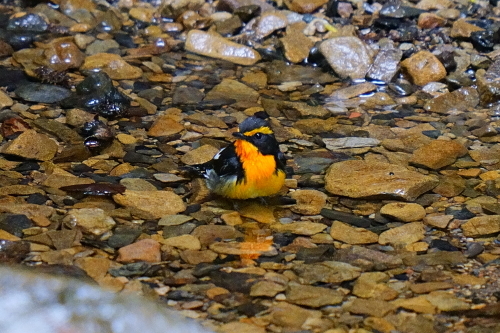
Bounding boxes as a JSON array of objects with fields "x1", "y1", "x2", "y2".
[{"x1": 233, "y1": 132, "x2": 245, "y2": 139}]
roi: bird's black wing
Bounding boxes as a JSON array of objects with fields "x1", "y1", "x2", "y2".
[{"x1": 211, "y1": 144, "x2": 244, "y2": 181}]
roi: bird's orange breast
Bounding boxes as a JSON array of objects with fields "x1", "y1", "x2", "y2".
[{"x1": 221, "y1": 139, "x2": 285, "y2": 199}]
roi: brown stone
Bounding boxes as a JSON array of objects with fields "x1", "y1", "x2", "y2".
[
  {"x1": 113, "y1": 190, "x2": 186, "y2": 219},
  {"x1": 117, "y1": 239, "x2": 161, "y2": 263},
  {"x1": 409, "y1": 140, "x2": 468, "y2": 170},
  {"x1": 1, "y1": 129, "x2": 58, "y2": 161},
  {"x1": 330, "y1": 221, "x2": 378, "y2": 244},
  {"x1": 401, "y1": 51, "x2": 447, "y2": 86}
]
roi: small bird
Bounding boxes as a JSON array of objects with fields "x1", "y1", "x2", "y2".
[{"x1": 187, "y1": 114, "x2": 286, "y2": 200}]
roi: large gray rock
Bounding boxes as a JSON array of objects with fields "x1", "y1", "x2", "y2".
[{"x1": 0, "y1": 267, "x2": 213, "y2": 333}]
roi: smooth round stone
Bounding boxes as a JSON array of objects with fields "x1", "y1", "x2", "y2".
[{"x1": 15, "y1": 83, "x2": 71, "y2": 103}]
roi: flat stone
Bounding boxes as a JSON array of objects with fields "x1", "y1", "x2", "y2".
[
  {"x1": 80, "y1": 53, "x2": 143, "y2": 80},
  {"x1": 180, "y1": 250, "x2": 218, "y2": 265},
  {"x1": 250, "y1": 280, "x2": 286, "y2": 297},
  {"x1": 424, "y1": 87, "x2": 479, "y2": 114},
  {"x1": 320, "y1": 36, "x2": 374, "y2": 79},
  {"x1": 286, "y1": 282, "x2": 344, "y2": 307},
  {"x1": 344, "y1": 298, "x2": 396, "y2": 317},
  {"x1": 423, "y1": 214, "x2": 453, "y2": 228},
  {"x1": 254, "y1": 10, "x2": 288, "y2": 38},
  {"x1": 352, "y1": 272, "x2": 398, "y2": 300},
  {"x1": 403, "y1": 251, "x2": 466, "y2": 266},
  {"x1": 392, "y1": 296, "x2": 436, "y2": 314},
  {"x1": 293, "y1": 261, "x2": 362, "y2": 284},
  {"x1": 113, "y1": 190, "x2": 186, "y2": 220},
  {"x1": 163, "y1": 235, "x2": 201, "y2": 250},
  {"x1": 15, "y1": 83, "x2": 71, "y2": 103},
  {"x1": 290, "y1": 189, "x2": 327, "y2": 215},
  {"x1": 366, "y1": 48, "x2": 402, "y2": 83},
  {"x1": 325, "y1": 160, "x2": 439, "y2": 201},
  {"x1": 148, "y1": 115, "x2": 184, "y2": 137},
  {"x1": 432, "y1": 174, "x2": 466, "y2": 198},
  {"x1": 425, "y1": 291, "x2": 470, "y2": 311},
  {"x1": 219, "y1": 322, "x2": 266, "y2": 333},
  {"x1": 1, "y1": 129, "x2": 58, "y2": 161},
  {"x1": 180, "y1": 145, "x2": 219, "y2": 166},
  {"x1": 209, "y1": 242, "x2": 276, "y2": 257},
  {"x1": 285, "y1": 0, "x2": 328, "y2": 13},
  {"x1": 280, "y1": 22, "x2": 314, "y2": 63},
  {"x1": 0, "y1": 90, "x2": 13, "y2": 108},
  {"x1": 64, "y1": 208, "x2": 115, "y2": 236},
  {"x1": 239, "y1": 203, "x2": 276, "y2": 224},
  {"x1": 378, "y1": 222, "x2": 425, "y2": 246},
  {"x1": 461, "y1": 215, "x2": 500, "y2": 237},
  {"x1": 117, "y1": 239, "x2": 161, "y2": 263},
  {"x1": 330, "y1": 221, "x2": 378, "y2": 244},
  {"x1": 185, "y1": 30, "x2": 261, "y2": 66},
  {"x1": 380, "y1": 202, "x2": 426, "y2": 222},
  {"x1": 410, "y1": 140, "x2": 467, "y2": 170},
  {"x1": 323, "y1": 137, "x2": 380, "y2": 150},
  {"x1": 158, "y1": 215, "x2": 193, "y2": 226},
  {"x1": 191, "y1": 225, "x2": 244, "y2": 247},
  {"x1": 450, "y1": 19, "x2": 484, "y2": 38},
  {"x1": 272, "y1": 221, "x2": 326, "y2": 236},
  {"x1": 205, "y1": 79, "x2": 259, "y2": 102},
  {"x1": 410, "y1": 281, "x2": 454, "y2": 294},
  {"x1": 0, "y1": 204, "x2": 54, "y2": 219},
  {"x1": 269, "y1": 302, "x2": 323, "y2": 331},
  {"x1": 400, "y1": 51, "x2": 447, "y2": 86}
]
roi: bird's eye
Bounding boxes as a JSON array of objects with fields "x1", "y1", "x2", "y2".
[{"x1": 254, "y1": 133, "x2": 263, "y2": 139}]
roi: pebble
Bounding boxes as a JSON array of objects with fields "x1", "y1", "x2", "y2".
[
  {"x1": 286, "y1": 282, "x2": 344, "y2": 307},
  {"x1": 366, "y1": 47, "x2": 402, "y2": 83},
  {"x1": 423, "y1": 87, "x2": 479, "y2": 114},
  {"x1": 280, "y1": 22, "x2": 314, "y2": 63},
  {"x1": 148, "y1": 115, "x2": 184, "y2": 137},
  {"x1": 205, "y1": 79, "x2": 259, "y2": 103},
  {"x1": 379, "y1": 202, "x2": 426, "y2": 222},
  {"x1": 293, "y1": 261, "x2": 362, "y2": 284},
  {"x1": 185, "y1": 30, "x2": 261, "y2": 66},
  {"x1": 325, "y1": 160, "x2": 439, "y2": 201},
  {"x1": 330, "y1": 221, "x2": 378, "y2": 244},
  {"x1": 63, "y1": 208, "x2": 116, "y2": 236},
  {"x1": 180, "y1": 145, "x2": 219, "y2": 165},
  {"x1": 250, "y1": 280, "x2": 286, "y2": 297},
  {"x1": 269, "y1": 302, "x2": 323, "y2": 331},
  {"x1": 400, "y1": 51, "x2": 447, "y2": 86},
  {"x1": 378, "y1": 222, "x2": 425, "y2": 246},
  {"x1": 180, "y1": 250, "x2": 218, "y2": 265},
  {"x1": 15, "y1": 83, "x2": 71, "y2": 103},
  {"x1": 112, "y1": 190, "x2": 186, "y2": 219},
  {"x1": 290, "y1": 189, "x2": 327, "y2": 215},
  {"x1": 423, "y1": 214, "x2": 453, "y2": 228},
  {"x1": 320, "y1": 36, "x2": 374, "y2": 79},
  {"x1": 345, "y1": 298, "x2": 396, "y2": 317},
  {"x1": 191, "y1": 225, "x2": 244, "y2": 247},
  {"x1": 323, "y1": 137, "x2": 380, "y2": 150},
  {"x1": 425, "y1": 291, "x2": 470, "y2": 311},
  {"x1": 1, "y1": 129, "x2": 58, "y2": 161},
  {"x1": 116, "y1": 239, "x2": 161, "y2": 263},
  {"x1": 450, "y1": 19, "x2": 484, "y2": 38},
  {"x1": 219, "y1": 322, "x2": 266, "y2": 333},
  {"x1": 461, "y1": 215, "x2": 500, "y2": 236},
  {"x1": 409, "y1": 140, "x2": 467, "y2": 170},
  {"x1": 163, "y1": 235, "x2": 201, "y2": 250},
  {"x1": 253, "y1": 10, "x2": 288, "y2": 38},
  {"x1": 272, "y1": 221, "x2": 327, "y2": 236},
  {"x1": 0, "y1": 90, "x2": 14, "y2": 109},
  {"x1": 80, "y1": 53, "x2": 143, "y2": 80}
]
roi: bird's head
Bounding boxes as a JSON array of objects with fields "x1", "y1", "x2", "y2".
[{"x1": 233, "y1": 116, "x2": 278, "y2": 155}]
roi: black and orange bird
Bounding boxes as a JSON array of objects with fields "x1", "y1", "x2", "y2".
[{"x1": 188, "y1": 114, "x2": 286, "y2": 200}]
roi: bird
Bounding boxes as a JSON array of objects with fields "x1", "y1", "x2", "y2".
[{"x1": 186, "y1": 113, "x2": 287, "y2": 200}]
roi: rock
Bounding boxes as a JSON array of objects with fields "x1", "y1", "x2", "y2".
[
  {"x1": 325, "y1": 160, "x2": 439, "y2": 201},
  {"x1": 250, "y1": 280, "x2": 286, "y2": 297},
  {"x1": 1, "y1": 129, "x2": 58, "y2": 161},
  {"x1": 432, "y1": 175, "x2": 466, "y2": 197},
  {"x1": 450, "y1": 19, "x2": 484, "y2": 38},
  {"x1": 287, "y1": 282, "x2": 344, "y2": 307},
  {"x1": 334, "y1": 246, "x2": 403, "y2": 270},
  {"x1": 219, "y1": 322, "x2": 265, "y2": 333},
  {"x1": 425, "y1": 291, "x2": 470, "y2": 311},
  {"x1": 330, "y1": 221, "x2": 378, "y2": 244},
  {"x1": 148, "y1": 115, "x2": 184, "y2": 137},
  {"x1": 113, "y1": 190, "x2": 186, "y2": 220},
  {"x1": 352, "y1": 272, "x2": 398, "y2": 301},
  {"x1": 205, "y1": 79, "x2": 259, "y2": 102},
  {"x1": 323, "y1": 137, "x2": 380, "y2": 150},
  {"x1": 265, "y1": 60, "x2": 337, "y2": 84},
  {"x1": 423, "y1": 214, "x2": 453, "y2": 228},
  {"x1": 392, "y1": 296, "x2": 436, "y2": 314},
  {"x1": 186, "y1": 113, "x2": 227, "y2": 129},
  {"x1": 0, "y1": 214, "x2": 32, "y2": 238},
  {"x1": 180, "y1": 145, "x2": 219, "y2": 165},
  {"x1": 321, "y1": 209, "x2": 371, "y2": 228},
  {"x1": 269, "y1": 302, "x2": 323, "y2": 331},
  {"x1": 0, "y1": 90, "x2": 14, "y2": 109},
  {"x1": 423, "y1": 87, "x2": 479, "y2": 114},
  {"x1": 400, "y1": 51, "x2": 447, "y2": 86},
  {"x1": 253, "y1": 10, "x2": 288, "y2": 38},
  {"x1": 191, "y1": 225, "x2": 244, "y2": 247},
  {"x1": 290, "y1": 189, "x2": 327, "y2": 215},
  {"x1": 39, "y1": 37, "x2": 85, "y2": 71},
  {"x1": 293, "y1": 261, "x2": 362, "y2": 284},
  {"x1": 345, "y1": 298, "x2": 396, "y2": 317},
  {"x1": 64, "y1": 208, "x2": 115, "y2": 236},
  {"x1": 163, "y1": 235, "x2": 201, "y2": 250},
  {"x1": 280, "y1": 22, "x2": 314, "y2": 63},
  {"x1": 403, "y1": 251, "x2": 466, "y2": 266},
  {"x1": 410, "y1": 282, "x2": 453, "y2": 294},
  {"x1": 409, "y1": 140, "x2": 468, "y2": 169},
  {"x1": 320, "y1": 36, "x2": 374, "y2": 79},
  {"x1": 239, "y1": 203, "x2": 276, "y2": 224},
  {"x1": 0, "y1": 203, "x2": 54, "y2": 220},
  {"x1": 378, "y1": 222, "x2": 425, "y2": 246},
  {"x1": 180, "y1": 250, "x2": 218, "y2": 265},
  {"x1": 86, "y1": 39, "x2": 120, "y2": 55},
  {"x1": 116, "y1": 239, "x2": 161, "y2": 263},
  {"x1": 366, "y1": 48, "x2": 402, "y2": 83},
  {"x1": 185, "y1": 30, "x2": 261, "y2": 66},
  {"x1": 476, "y1": 60, "x2": 500, "y2": 106},
  {"x1": 15, "y1": 83, "x2": 71, "y2": 103},
  {"x1": 285, "y1": 0, "x2": 328, "y2": 13},
  {"x1": 33, "y1": 118, "x2": 82, "y2": 144},
  {"x1": 379, "y1": 202, "x2": 426, "y2": 222},
  {"x1": 80, "y1": 53, "x2": 143, "y2": 80},
  {"x1": 418, "y1": 13, "x2": 446, "y2": 29},
  {"x1": 461, "y1": 215, "x2": 500, "y2": 237},
  {"x1": 272, "y1": 221, "x2": 327, "y2": 236}
]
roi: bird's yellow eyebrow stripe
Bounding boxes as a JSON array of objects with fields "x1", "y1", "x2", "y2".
[{"x1": 242, "y1": 126, "x2": 273, "y2": 136}]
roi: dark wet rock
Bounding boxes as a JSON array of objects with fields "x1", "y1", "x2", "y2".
[
  {"x1": 429, "y1": 239, "x2": 459, "y2": 252},
  {"x1": 81, "y1": 117, "x2": 115, "y2": 153},
  {"x1": 444, "y1": 206, "x2": 475, "y2": 219},
  {"x1": 320, "y1": 208, "x2": 371, "y2": 228},
  {"x1": 233, "y1": 5, "x2": 261, "y2": 22},
  {"x1": 15, "y1": 82, "x2": 71, "y2": 103},
  {"x1": 403, "y1": 252, "x2": 466, "y2": 266},
  {"x1": 470, "y1": 29, "x2": 500, "y2": 52},
  {"x1": 60, "y1": 72, "x2": 130, "y2": 118},
  {"x1": 26, "y1": 193, "x2": 47, "y2": 205},
  {"x1": 33, "y1": 118, "x2": 82, "y2": 144},
  {"x1": 60, "y1": 183, "x2": 126, "y2": 196},
  {"x1": 366, "y1": 47, "x2": 402, "y2": 83},
  {"x1": 464, "y1": 242, "x2": 484, "y2": 258},
  {"x1": 476, "y1": 60, "x2": 500, "y2": 106},
  {"x1": 0, "y1": 214, "x2": 33, "y2": 237},
  {"x1": 108, "y1": 262, "x2": 154, "y2": 277},
  {"x1": 172, "y1": 86, "x2": 205, "y2": 105},
  {"x1": 208, "y1": 270, "x2": 257, "y2": 293},
  {"x1": 293, "y1": 261, "x2": 362, "y2": 284},
  {"x1": 0, "y1": 240, "x2": 30, "y2": 263},
  {"x1": 389, "y1": 78, "x2": 415, "y2": 96},
  {"x1": 7, "y1": 13, "x2": 48, "y2": 32}
]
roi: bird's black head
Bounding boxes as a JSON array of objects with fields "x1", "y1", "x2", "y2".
[{"x1": 233, "y1": 115, "x2": 279, "y2": 155}]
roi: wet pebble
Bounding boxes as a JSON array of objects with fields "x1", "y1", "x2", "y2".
[
  {"x1": 15, "y1": 83, "x2": 71, "y2": 103},
  {"x1": 117, "y1": 239, "x2": 161, "y2": 263},
  {"x1": 379, "y1": 202, "x2": 426, "y2": 222}
]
